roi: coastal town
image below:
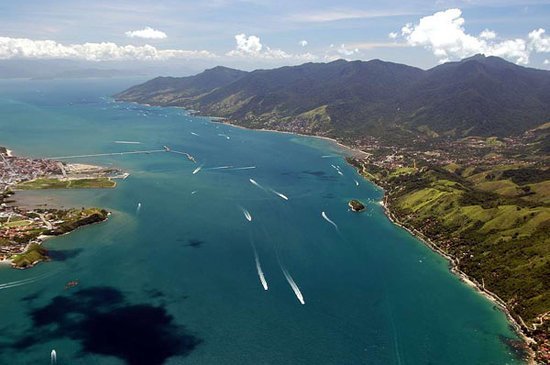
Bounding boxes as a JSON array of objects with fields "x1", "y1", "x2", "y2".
[{"x1": 0, "y1": 147, "x2": 119, "y2": 268}]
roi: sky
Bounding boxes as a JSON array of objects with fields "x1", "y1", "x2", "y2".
[{"x1": 0, "y1": 0, "x2": 549, "y2": 73}]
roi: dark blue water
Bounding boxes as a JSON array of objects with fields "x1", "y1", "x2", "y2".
[{"x1": 0, "y1": 79, "x2": 523, "y2": 364}]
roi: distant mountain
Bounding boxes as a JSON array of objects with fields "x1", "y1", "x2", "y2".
[
  {"x1": 115, "y1": 66, "x2": 248, "y2": 104},
  {"x1": 115, "y1": 55, "x2": 550, "y2": 141}
]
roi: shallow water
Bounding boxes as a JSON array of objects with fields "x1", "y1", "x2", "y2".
[{"x1": 0, "y1": 78, "x2": 524, "y2": 364}]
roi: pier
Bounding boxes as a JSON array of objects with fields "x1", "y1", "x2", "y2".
[{"x1": 49, "y1": 146, "x2": 196, "y2": 162}]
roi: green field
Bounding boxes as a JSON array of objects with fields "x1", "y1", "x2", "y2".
[{"x1": 16, "y1": 177, "x2": 116, "y2": 190}]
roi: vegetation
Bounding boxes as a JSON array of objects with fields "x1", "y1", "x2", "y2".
[
  {"x1": 16, "y1": 177, "x2": 115, "y2": 190},
  {"x1": 44, "y1": 208, "x2": 108, "y2": 236},
  {"x1": 348, "y1": 199, "x2": 366, "y2": 212},
  {"x1": 353, "y1": 160, "x2": 550, "y2": 358},
  {"x1": 115, "y1": 55, "x2": 550, "y2": 140},
  {"x1": 11, "y1": 243, "x2": 48, "y2": 269}
]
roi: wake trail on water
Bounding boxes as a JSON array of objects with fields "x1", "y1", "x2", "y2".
[
  {"x1": 192, "y1": 165, "x2": 203, "y2": 175},
  {"x1": 0, "y1": 271, "x2": 56, "y2": 291},
  {"x1": 321, "y1": 211, "x2": 339, "y2": 230},
  {"x1": 250, "y1": 238, "x2": 268, "y2": 291},
  {"x1": 229, "y1": 166, "x2": 256, "y2": 171},
  {"x1": 207, "y1": 165, "x2": 233, "y2": 170},
  {"x1": 249, "y1": 178, "x2": 265, "y2": 190},
  {"x1": 281, "y1": 266, "x2": 305, "y2": 305},
  {"x1": 190, "y1": 132, "x2": 199, "y2": 136},
  {"x1": 242, "y1": 207, "x2": 252, "y2": 222},
  {"x1": 270, "y1": 189, "x2": 289, "y2": 201}
]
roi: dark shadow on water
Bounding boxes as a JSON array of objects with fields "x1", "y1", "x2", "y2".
[
  {"x1": 186, "y1": 239, "x2": 205, "y2": 248},
  {"x1": 48, "y1": 248, "x2": 83, "y2": 261},
  {"x1": 10, "y1": 286, "x2": 201, "y2": 365},
  {"x1": 21, "y1": 292, "x2": 41, "y2": 302}
]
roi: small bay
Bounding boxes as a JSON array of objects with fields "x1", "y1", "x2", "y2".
[{"x1": 0, "y1": 78, "x2": 523, "y2": 364}]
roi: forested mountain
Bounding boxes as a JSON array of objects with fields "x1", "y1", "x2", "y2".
[{"x1": 115, "y1": 55, "x2": 550, "y2": 140}]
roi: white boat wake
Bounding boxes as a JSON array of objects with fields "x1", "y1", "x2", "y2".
[
  {"x1": 281, "y1": 267, "x2": 305, "y2": 304},
  {"x1": 191, "y1": 190, "x2": 198, "y2": 195},
  {"x1": 321, "y1": 211, "x2": 338, "y2": 230},
  {"x1": 0, "y1": 272, "x2": 54, "y2": 291},
  {"x1": 355, "y1": 180, "x2": 359, "y2": 186},
  {"x1": 252, "y1": 246, "x2": 268, "y2": 291},
  {"x1": 229, "y1": 166, "x2": 256, "y2": 171},
  {"x1": 218, "y1": 133, "x2": 230, "y2": 140},
  {"x1": 242, "y1": 208, "x2": 252, "y2": 222},
  {"x1": 51, "y1": 349, "x2": 57, "y2": 365},
  {"x1": 270, "y1": 189, "x2": 289, "y2": 201},
  {"x1": 249, "y1": 178, "x2": 264, "y2": 189},
  {"x1": 190, "y1": 132, "x2": 199, "y2": 136},
  {"x1": 114, "y1": 140, "x2": 141, "y2": 144},
  {"x1": 192, "y1": 166, "x2": 203, "y2": 175},
  {"x1": 207, "y1": 165, "x2": 233, "y2": 170},
  {"x1": 136, "y1": 202, "x2": 141, "y2": 214}
]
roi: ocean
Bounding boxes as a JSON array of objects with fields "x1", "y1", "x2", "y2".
[{"x1": 0, "y1": 78, "x2": 523, "y2": 364}]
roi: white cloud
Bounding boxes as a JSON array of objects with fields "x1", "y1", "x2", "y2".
[
  {"x1": 393, "y1": 8, "x2": 549, "y2": 65},
  {"x1": 125, "y1": 26, "x2": 167, "y2": 40},
  {"x1": 299, "y1": 40, "x2": 308, "y2": 47},
  {"x1": 229, "y1": 33, "x2": 263, "y2": 55},
  {"x1": 388, "y1": 32, "x2": 398, "y2": 39},
  {"x1": 336, "y1": 44, "x2": 359, "y2": 56},
  {"x1": 0, "y1": 36, "x2": 215, "y2": 61},
  {"x1": 544, "y1": 59, "x2": 550, "y2": 65},
  {"x1": 528, "y1": 28, "x2": 550, "y2": 52},
  {"x1": 227, "y1": 33, "x2": 317, "y2": 61},
  {"x1": 479, "y1": 29, "x2": 496, "y2": 40},
  {"x1": 324, "y1": 43, "x2": 360, "y2": 61}
]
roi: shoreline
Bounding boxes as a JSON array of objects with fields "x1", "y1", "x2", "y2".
[
  {"x1": 0, "y1": 145, "x2": 115, "y2": 270},
  {"x1": 118, "y1": 101, "x2": 537, "y2": 362},
  {"x1": 379, "y1": 197, "x2": 536, "y2": 362},
  {"x1": 202, "y1": 116, "x2": 537, "y2": 363}
]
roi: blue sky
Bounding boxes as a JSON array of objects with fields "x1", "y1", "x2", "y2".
[{"x1": 0, "y1": 0, "x2": 549, "y2": 71}]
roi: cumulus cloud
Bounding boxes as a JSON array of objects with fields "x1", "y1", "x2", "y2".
[
  {"x1": 125, "y1": 27, "x2": 167, "y2": 40},
  {"x1": 0, "y1": 36, "x2": 215, "y2": 61},
  {"x1": 324, "y1": 43, "x2": 360, "y2": 61},
  {"x1": 479, "y1": 29, "x2": 496, "y2": 40},
  {"x1": 228, "y1": 33, "x2": 263, "y2": 55},
  {"x1": 299, "y1": 40, "x2": 308, "y2": 47},
  {"x1": 528, "y1": 28, "x2": 550, "y2": 52},
  {"x1": 393, "y1": 8, "x2": 549, "y2": 64},
  {"x1": 227, "y1": 33, "x2": 316, "y2": 61},
  {"x1": 545, "y1": 59, "x2": 550, "y2": 65}
]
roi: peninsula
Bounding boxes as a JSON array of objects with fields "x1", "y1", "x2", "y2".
[
  {"x1": 115, "y1": 55, "x2": 550, "y2": 363},
  {"x1": 0, "y1": 147, "x2": 122, "y2": 269}
]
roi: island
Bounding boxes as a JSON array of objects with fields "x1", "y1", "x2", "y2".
[
  {"x1": 348, "y1": 199, "x2": 365, "y2": 212},
  {"x1": 0, "y1": 147, "x2": 122, "y2": 269}
]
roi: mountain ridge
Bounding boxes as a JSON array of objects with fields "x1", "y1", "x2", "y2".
[{"x1": 115, "y1": 55, "x2": 550, "y2": 142}]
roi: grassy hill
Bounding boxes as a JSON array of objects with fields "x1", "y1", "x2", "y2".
[{"x1": 351, "y1": 159, "x2": 550, "y2": 360}]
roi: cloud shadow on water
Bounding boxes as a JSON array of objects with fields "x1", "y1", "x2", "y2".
[{"x1": 12, "y1": 286, "x2": 201, "y2": 365}]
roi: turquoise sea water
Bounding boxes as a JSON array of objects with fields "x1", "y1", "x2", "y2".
[{"x1": 0, "y1": 79, "x2": 524, "y2": 365}]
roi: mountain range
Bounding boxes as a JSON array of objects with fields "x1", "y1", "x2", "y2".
[{"x1": 115, "y1": 55, "x2": 550, "y2": 142}]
